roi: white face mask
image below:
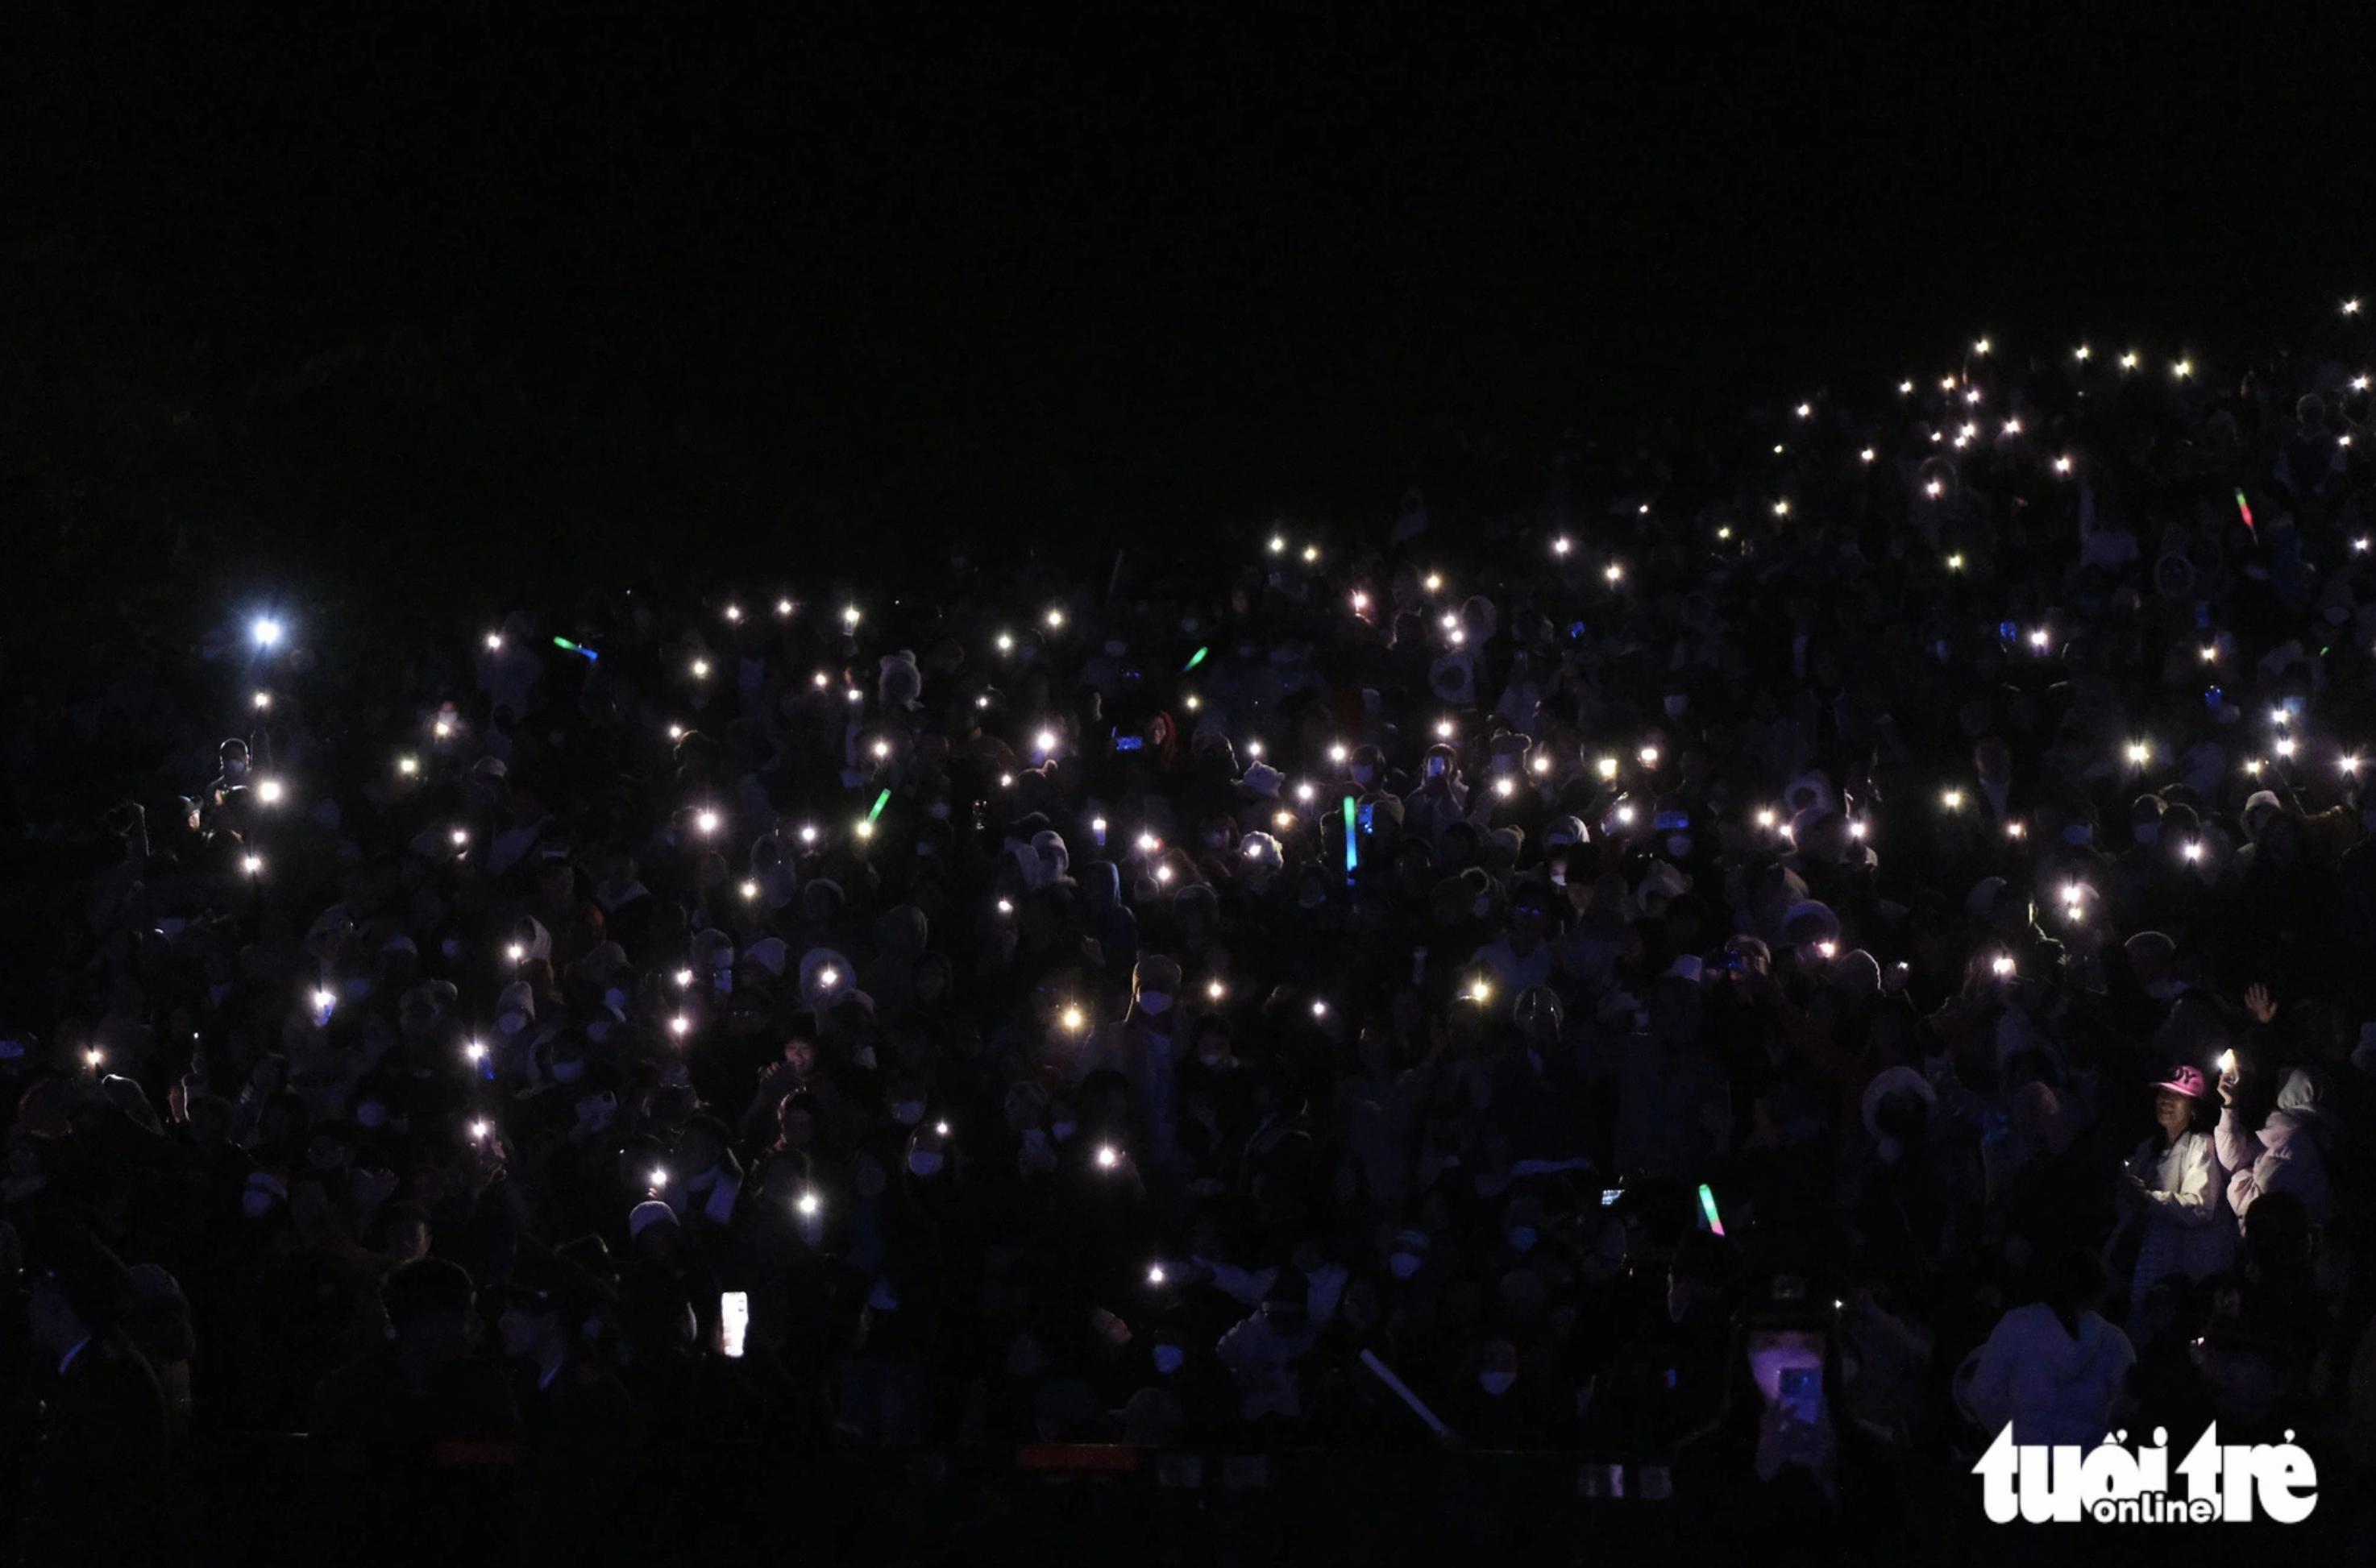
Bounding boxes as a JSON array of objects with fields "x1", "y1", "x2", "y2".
[
  {"x1": 1351, "y1": 766, "x2": 1375, "y2": 786},
  {"x1": 892, "y1": 1101, "x2": 924, "y2": 1125},
  {"x1": 1478, "y1": 1370, "x2": 1516, "y2": 1396},
  {"x1": 1137, "y1": 991, "x2": 1173, "y2": 1016},
  {"x1": 908, "y1": 1151, "x2": 944, "y2": 1176},
  {"x1": 1153, "y1": 1345, "x2": 1186, "y2": 1375},
  {"x1": 499, "y1": 1011, "x2": 528, "y2": 1035},
  {"x1": 550, "y1": 1060, "x2": 584, "y2": 1084},
  {"x1": 1389, "y1": 1251, "x2": 1422, "y2": 1280}
]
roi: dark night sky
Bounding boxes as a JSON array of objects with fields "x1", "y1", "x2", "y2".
[{"x1": 6, "y1": 6, "x2": 2375, "y2": 617}]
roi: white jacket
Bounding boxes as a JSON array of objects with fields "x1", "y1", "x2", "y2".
[
  {"x1": 1966, "y1": 1302, "x2": 2136, "y2": 1447},
  {"x1": 2130, "y1": 1130, "x2": 2237, "y2": 1310},
  {"x1": 2216, "y1": 1071, "x2": 2332, "y2": 1224}
]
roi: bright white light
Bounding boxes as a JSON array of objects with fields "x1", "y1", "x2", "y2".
[
  {"x1": 1062, "y1": 1006, "x2": 1086, "y2": 1033},
  {"x1": 1638, "y1": 746, "x2": 1659, "y2": 767},
  {"x1": 1036, "y1": 730, "x2": 1057, "y2": 753},
  {"x1": 797, "y1": 1192, "x2": 820, "y2": 1216},
  {"x1": 398, "y1": 755, "x2": 418, "y2": 775},
  {"x1": 251, "y1": 617, "x2": 282, "y2": 647},
  {"x1": 1859, "y1": 448, "x2": 1875, "y2": 463},
  {"x1": 696, "y1": 810, "x2": 720, "y2": 835},
  {"x1": 739, "y1": 880, "x2": 760, "y2": 901},
  {"x1": 1149, "y1": 1264, "x2": 1168, "y2": 1285},
  {"x1": 1973, "y1": 338, "x2": 1991, "y2": 355},
  {"x1": 691, "y1": 659, "x2": 710, "y2": 679},
  {"x1": 799, "y1": 825, "x2": 817, "y2": 844},
  {"x1": 484, "y1": 632, "x2": 504, "y2": 650},
  {"x1": 1597, "y1": 756, "x2": 1618, "y2": 779},
  {"x1": 1551, "y1": 537, "x2": 1572, "y2": 556},
  {"x1": 1310, "y1": 1000, "x2": 1328, "y2": 1018},
  {"x1": 1992, "y1": 955, "x2": 2016, "y2": 977},
  {"x1": 451, "y1": 827, "x2": 469, "y2": 846},
  {"x1": 1605, "y1": 563, "x2": 1624, "y2": 583},
  {"x1": 505, "y1": 943, "x2": 525, "y2": 963},
  {"x1": 312, "y1": 988, "x2": 336, "y2": 1011},
  {"x1": 2127, "y1": 741, "x2": 2150, "y2": 765},
  {"x1": 1941, "y1": 790, "x2": 1963, "y2": 810},
  {"x1": 255, "y1": 778, "x2": 284, "y2": 805},
  {"x1": 1096, "y1": 1144, "x2": 1119, "y2": 1169},
  {"x1": 842, "y1": 606, "x2": 861, "y2": 626},
  {"x1": 1045, "y1": 608, "x2": 1065, "y2": 629},
  {"x1": 465, "y1": 1041, "x2": 487, "y2": 1062},
  {"x1": 243, "y1": 854, "x2": 264, "y2": 874},
  {"x1": 776, "y1": 598, "x2": 795, "y2": 616},
  {"x1": 252, "y1": 691, "x2": 271, "y2": 710},
  {"x1": 471, "y1": 1120, "x2": 489, "y2": 1141},
  {"x1": 674, "y1": 969, "x2": 694, "y2": 987}
]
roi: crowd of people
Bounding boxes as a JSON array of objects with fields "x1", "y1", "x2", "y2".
[{"x1": 6, "y1": 313, "x2": 2376, "y2": 1557}]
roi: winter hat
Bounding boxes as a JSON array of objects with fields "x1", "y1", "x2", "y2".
[
  {"x1": 878, "y1": 650, "x2": 923, "y2": 708},
  {"x1": 741, "y1": 935, "x2": 790, "y2": 977},
  {"x1": 1860, "y1": 1066, "x2": 1937, "y2": 1165},
  {"x1": 1639, "y1": 860, "x2": 1690, "y2": 902},
  {"x1": 627, "y1": 1201, "x2": 678, "y2": 1238},
  {"x1": 1542, "y1": 816, "x2": 1589, "y2": 849},
  {"x1": 2241, "y1": 790, "x2": 2283, "y2": 840},
  {"x1": 496, "y1": 981, "x2": 537, "y2": 1035},
  {"x1": 1238, "y1": 763, "x2": 1286, "y2": 799},
  {"x1": 1238, "y1": 832, "x2": 1283, "y2": 873},
  {"x1": 800, "y1": 948, "x2": 856, "y2": 1008}
]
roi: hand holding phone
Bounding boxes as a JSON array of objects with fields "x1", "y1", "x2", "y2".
[{"x1": 720, "y1": 1291, "x2": 750, "y2": 1358}]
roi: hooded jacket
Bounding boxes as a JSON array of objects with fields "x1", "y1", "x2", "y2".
[
  {"x1": 1963, "y1": 1301, "x2": 2135, "y2": 1447},
  {"x1": 2216, "y1": 1069, "x2": 2332, "y2": 1222}
]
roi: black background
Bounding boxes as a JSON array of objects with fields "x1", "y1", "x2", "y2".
[{"x1": 6, "y1": 5, "x2": 2374, "y2": 640}]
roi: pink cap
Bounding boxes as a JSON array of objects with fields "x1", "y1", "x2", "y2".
[{"x1": 2153, "y1": 1065, "x2": 2208, "y2": 1099}]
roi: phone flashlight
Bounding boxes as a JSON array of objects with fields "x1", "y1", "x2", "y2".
[{"x1": 721, "y1": 1291, "x2": 749, "y2": 1358}]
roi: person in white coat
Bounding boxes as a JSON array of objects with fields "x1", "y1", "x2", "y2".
[
  {"x1": 2215, "y1": 1064, "x2": 2332, "y2": 1224},
  {"x1": 2118, "y1": 1066, "x2": 2237, "y2": 1329},
  {"x1": 1963, "y1": 1249, "x2": 2136, "y2": 1446}
]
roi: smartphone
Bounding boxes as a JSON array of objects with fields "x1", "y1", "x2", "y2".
[
  {"x1": 1549, "y1": 858, "x2": 1567, "y2": 887},
  {"x1": 1996, "y1": 620, "x2": 2018, "y2": 643},
  {"x1": 1425, "y1": 755, "x2": 1448, "y2": 778},
  {"x1": 2204, "y1": 685, "x2": 2222, "y2": 709},
  {"x1": 1600, "y1": 1188, "x2": 1622, "y2": 1207},
  {"x1": 1778, "y1": 1366, "x2": 1823, "y2": 1426},
  {"x1": 1114, "y1": 733, "x2": 1145, "y2": 753},
  {"x1": 1568, "y1": 621, "x2": 1588, "y2": 641},
  {"x1": 721, "y1": 1291, "x2": 750, "y2": 1359},
  {"x1": 1357, "y1": 802, "x2": 1375, "y2": 836}
]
